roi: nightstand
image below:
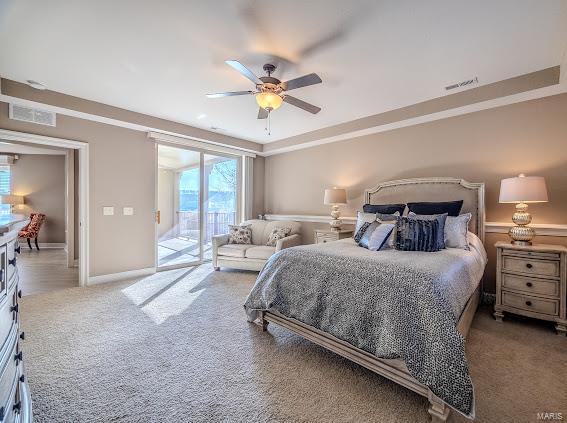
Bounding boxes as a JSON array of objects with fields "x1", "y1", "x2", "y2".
[
  {"x1": 314, "y1": 229, "x2": 353, "y2": 244},
  {"x1": 494, "y1": 241, "x2": 567, "y2": 336}
]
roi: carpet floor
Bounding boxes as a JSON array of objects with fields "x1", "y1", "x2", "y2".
[{"x1": 20, "y1": 265, "x2": 567, "y2": 422}]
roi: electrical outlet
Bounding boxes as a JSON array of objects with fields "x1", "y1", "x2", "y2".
[
  {"x1": 103, "y1": 207, "x2": 114, "y2": 216},
  {"x1": 123, "y1": 207, "x2": 134, "y2": 216}
]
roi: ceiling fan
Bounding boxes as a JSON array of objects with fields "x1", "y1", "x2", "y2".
[{"x1": 207, "y1": 60, "x2": 322, "y2": 120}]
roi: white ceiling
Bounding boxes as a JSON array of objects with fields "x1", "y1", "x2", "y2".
[{"x1": 1, "y1": 0, "x2": 566, "y2": 144}]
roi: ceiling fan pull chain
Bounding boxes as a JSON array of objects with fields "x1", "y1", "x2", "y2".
[{"x1": 268, "y1": 111, "x2": 271, "y2": 136}]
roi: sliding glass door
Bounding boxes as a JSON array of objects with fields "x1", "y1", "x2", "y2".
[
  {"x1": 156, "y1": 144, "x2": 240, "y2": 270},
  {"x1": 202, "y1": 153, "x2": 239, "y2": 260}
]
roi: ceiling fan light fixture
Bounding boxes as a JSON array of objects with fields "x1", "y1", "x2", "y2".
[{"x1": 256, "y1": 91, "x2": 283, "y2": 111}]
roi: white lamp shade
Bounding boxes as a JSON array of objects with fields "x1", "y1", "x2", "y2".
[
  {"x1": 324, "y1": 188, "x2": 347, "y2": 205},
  {"x1": 0, "y1": 195, "x2": 24, "y2": 205},
  {"x1": 499, "y1": 175, "x2": 548, "y2": 203}
]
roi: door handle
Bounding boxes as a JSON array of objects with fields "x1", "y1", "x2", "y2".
[{"x1": 156, "y1": 210, "x2": 161, "y2": 224}]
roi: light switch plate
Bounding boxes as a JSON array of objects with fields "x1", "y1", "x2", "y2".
[
  {"x1": 103, "y1": 207, "x2": 114, "y2": 216},
  {"x1": 123, "y1": 207, "x2": 134, "y2": 216}
]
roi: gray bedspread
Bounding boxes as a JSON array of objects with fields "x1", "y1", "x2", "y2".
[{"x1": 244, "y1": 237, "x2": 487, "y2": 418}]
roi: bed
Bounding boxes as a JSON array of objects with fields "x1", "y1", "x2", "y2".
[{"x1": 244, "y1": 177, "x2": 486, "y2": 422}]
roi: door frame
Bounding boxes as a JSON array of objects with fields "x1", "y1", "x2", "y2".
[
  {"x1": 0, "y1": 129, "x2": 90, "y2": 286},
  {"x1": 154, "y1": 142, "x2": 243, "y2": 272}
]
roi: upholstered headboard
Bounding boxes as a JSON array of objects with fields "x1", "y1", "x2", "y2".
[{"x1": 364, "y1": 177, "x2": 485, "y2": 243}]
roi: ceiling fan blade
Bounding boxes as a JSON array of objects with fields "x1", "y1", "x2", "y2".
[
  {"x1": 225, "y1": 60, "x2": 263, "y2": 85},
  {"x1": 206, "y1": 91, "x2": 253, "y2": 98},
  {"x1": 283, "y1": 95, "x2": 321, "y2": 114},
  {"x1": 257, "y1": 107, "x2": 269, "y2": 119},
  {"x1": 281, "y1": 73, "x2": 322, "y2": 91}
]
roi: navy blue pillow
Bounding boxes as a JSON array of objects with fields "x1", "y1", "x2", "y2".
[
  {"x1": 395, "y1": 216, "x2": 444, "y2": 252},
  {"x1": 406, "y1": 200, "x2": 463, "y2": 217},
  {"x1": 363, "y1": 203, "x2": 406, "y2": 215},
  {"x1": 408, "y1": 213, "x2": 447, "y2": 250}
]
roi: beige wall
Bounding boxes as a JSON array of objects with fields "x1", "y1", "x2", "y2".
[
  {"x1": 0, "y1": 102, "x2": 156, "y2": 276},
  {"x1": 263, "y1": 93, "x2": 567, "y2": 293},
  {"x1": 157, "y1": 169, "x2": 175, "y2": 240},
  {"x1": 9, "y1": 154, "x2": 66, "y2": 243}
]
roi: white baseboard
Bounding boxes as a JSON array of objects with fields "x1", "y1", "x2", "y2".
[
  {"x1": 88, "y1": 267, "x2": 156, "y2": 286},
  {"x1": 19, "y1": 242, "x2": 67, "y2": 249}
]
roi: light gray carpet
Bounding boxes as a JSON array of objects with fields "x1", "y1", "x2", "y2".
[{"x1": 20, "y1": 266, "x2": 567, "y2": 422}]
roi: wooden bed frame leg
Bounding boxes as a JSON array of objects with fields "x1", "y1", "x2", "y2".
[
  {"x1": 427, "y1": 394, "x2": 450, "y2": 423},
  {"x1": 260, "y1": 311, "x2": 269, "y2": 332}
]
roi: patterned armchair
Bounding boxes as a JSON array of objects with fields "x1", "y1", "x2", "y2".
[{"x1": 18, "y1": 213, "x2": 46, "y2": 250}]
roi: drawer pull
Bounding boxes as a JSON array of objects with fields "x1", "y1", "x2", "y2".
[
  {"x1": 0, "y1": 406, "x2": 4, "y2": 420},
  {"x1": 10, "y1": 304, "x2": 18, "y2": 313},
  {"x1": 525, "y1": 263, "x2": 533, "y2": 269},
  {"x1": 20, "y1": 331, "x2": 25, "y2": 340},
  {"x1": 526, "y1": 282, "x2": 533, "y2": 287},
  {"x1": 525, "y1": 300, "x2": 532, "y2": 307},
  {"x1": 18, "y1": 289, "x2": 22, "y2": 298},
  {"x1": 15, "y1": 245, "x2": 20, "y2": 254},
  {"x1": 19, "y1": 374, "x2": 25, "y2": 383},
  {"x1": 8, "y1": 257, "x2": 16, "y2": 266},
  {"x1": 14, "y1": 351, "x2": 23, "y2": 362},
  {"x1": 13, "y1": 401, "x2": 21, "y2": 413}
]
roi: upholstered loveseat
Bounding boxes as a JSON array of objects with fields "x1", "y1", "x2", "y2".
[{"x1": 212, "y1": 220, "x2": 302, "y2": 271}]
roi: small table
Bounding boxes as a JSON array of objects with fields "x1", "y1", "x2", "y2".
[
  {"x1": 314, "y1": 229, "x2": 354, "y2": 244},
  {"x1": 494, "y1": 241, "x2": 567, "y2": 336}
]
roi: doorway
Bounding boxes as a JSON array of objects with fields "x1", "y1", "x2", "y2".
[
  {"x1": 156, "y1": 144, "x2": 240, "y2": 270},
  {"x1": 0, "y1": 128, "x2": 89, "y2": 288}
]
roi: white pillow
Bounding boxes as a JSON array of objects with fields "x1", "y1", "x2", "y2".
[{"x1": 445, "y1": 213, "x2": 471, "y2": 250}]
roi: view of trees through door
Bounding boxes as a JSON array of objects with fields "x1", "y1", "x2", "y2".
[{"x1": 157, "y1": 144, "x2": 239, "y2": 269}]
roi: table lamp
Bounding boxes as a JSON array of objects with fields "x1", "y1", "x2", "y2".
[
  {"x1": 499, "y1": 174, "x2": 548, "y2": 245},
  {"x1": 324, "y1": 187, "x2": 347, "y2": 230}
]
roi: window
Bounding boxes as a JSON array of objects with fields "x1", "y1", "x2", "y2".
[{"x1": 0, "y1": 166, "x2": 11, "y2": 215}]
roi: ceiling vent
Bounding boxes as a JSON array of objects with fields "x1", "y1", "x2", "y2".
[
  {"x1": 445, "y1": 77, "x2": 479, "y2": 91},
  {"x1": 9, "y1": 103, "x2": 56, "y2": 127}
]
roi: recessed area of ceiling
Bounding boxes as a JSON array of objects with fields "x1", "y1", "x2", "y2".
[{"x1": 0, "y1": 0, "x2": 566, "y2": 143}]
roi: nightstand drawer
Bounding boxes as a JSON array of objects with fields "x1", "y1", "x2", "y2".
[
  {"x1": 316, "y1": 234, "x2": 337, "y2": 244},
  {"x1": 502, "y1": 273, "x2": 559, "y2": 297},
  {"x1": 502, "y1": 256, "x2": 559, "y2": 278},
  {"x1": 502, "y1": 291, "x2": 559, "y2": 316}
]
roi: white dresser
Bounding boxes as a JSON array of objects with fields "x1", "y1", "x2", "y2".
[{"x1": 0, "y1": 215, "x2": 32, "y2": 423}]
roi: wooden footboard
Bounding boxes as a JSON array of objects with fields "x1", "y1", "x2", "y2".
[{"x1": 258, "y1": 284, "x2": 481, "y2": 422}]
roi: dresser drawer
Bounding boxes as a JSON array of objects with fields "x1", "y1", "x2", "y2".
[
  {"x1": 0, "y1": 284, "x2": 17, "y2": 354},
  {"x1": 502, "y1": 256, "x2": 559, "y2": 278},
  {"x1": 0, "y1": 330, "x2": 18, "y2": 413},
  {"x1": 502, "y1": 273, "x2": 559, "y2": 297},
  {"x1": 6, "y1": 240, "x2": 17, "y2": 284},
  {"x1": 502, "y1": 291, "x2": 559, "y2": 316},
  {"x1": 1, "y1": 368, "x2": 20, "y2": 423}
]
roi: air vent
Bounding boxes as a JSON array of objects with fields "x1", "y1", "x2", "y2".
[
  {"x1": 9, "y1": 104, "x2": 56, "y2": 127},
  {"x1": 445, "y1": 77, "x2": 479, "y2": 91}
]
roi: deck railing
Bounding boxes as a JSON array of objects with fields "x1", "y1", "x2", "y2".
[{"x1": 177, "y1": 211, "x2": 236, "y2": 242}]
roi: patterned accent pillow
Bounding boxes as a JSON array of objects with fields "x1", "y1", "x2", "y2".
[
  {"x1": 228, "y1": 224, "x2": 252, "y2": 244},
  {"x1": 354, "y1": 222, "x2": 372, "y2": 243},
  {"x1": 395, "y1": 217, "x2": 443, "y2": 252},
  {"x1": 266, "y1": 227, "x2": 291, "y2": 246},
  {"x1": 355, "y1": 211, "x2": 400, "y2": 234},
  {"x1": 358, "y1": 221, "x2": 395, "y2": 251}
]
